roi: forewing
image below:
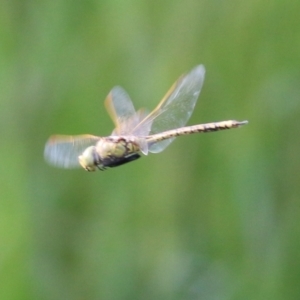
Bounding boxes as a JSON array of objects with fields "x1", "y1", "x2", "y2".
[
  {"x1": 141, "y1": 65, "x2": 206, "y2": 153},
  {"x1": 44, "y1": 134, "x2": 100, "y2": 168},
  {"x1": 105, "y1": 86, "x2": 138, "y2": 135}
]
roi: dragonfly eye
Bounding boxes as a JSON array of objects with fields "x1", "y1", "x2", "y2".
[{"x1": 78, "y1": 146, "x2": 101, "y2": 172}]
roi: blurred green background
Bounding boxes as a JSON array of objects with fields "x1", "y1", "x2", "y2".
[{"x1": 1, "y1": 0, "x2": 300, "y2": 299}]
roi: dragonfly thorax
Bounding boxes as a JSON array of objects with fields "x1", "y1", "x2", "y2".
[{"x1": 78, "y1": 137, "x2": 142, "y2": 171}]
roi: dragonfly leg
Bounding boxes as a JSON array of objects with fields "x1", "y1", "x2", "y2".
[{"x1": 97, "y1": 165, "x2": 106, "y2": 171}]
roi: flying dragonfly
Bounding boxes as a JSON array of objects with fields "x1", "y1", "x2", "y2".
[{"x1": 44, "y1": 65, "x2": 248, "y2": 171}]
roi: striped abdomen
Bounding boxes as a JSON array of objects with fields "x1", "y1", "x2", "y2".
[{"x1": 146, "y1": 120, "x2": 248, "y2": 143}]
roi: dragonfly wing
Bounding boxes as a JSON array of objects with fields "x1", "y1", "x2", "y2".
[
  {"x1": 105, "y1": 86, "x2": 139, "y2": 135},
  {"x1": 44, "y1": 134, "x2": 100, "y2": 168},
  {"x1": 139, "y1": 65, "x2": 206, "y2": 153}
]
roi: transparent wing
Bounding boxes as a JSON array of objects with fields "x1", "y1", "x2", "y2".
[
  {"x1": 105, "y1": 86, "x2": 141, "y2": 135},
  {"x1": 133, "y1": 65, "x2": 206, "y2": 153},
  {"x1": 44, "y1": 134, "x2": 100, "y2": 168}
]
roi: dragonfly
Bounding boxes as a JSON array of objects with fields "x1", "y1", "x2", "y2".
[{"x1": 44, "y1": 65, "x2": 248, "y2": 171}]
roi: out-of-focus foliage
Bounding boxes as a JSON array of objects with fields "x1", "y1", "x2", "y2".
[{"x1": 1, "y1": 0, "x2": 300, "y2": 299}]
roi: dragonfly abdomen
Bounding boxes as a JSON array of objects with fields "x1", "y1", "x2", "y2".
[{"x1": 147, "y1": 120, "x2": 248, "y2": 143}]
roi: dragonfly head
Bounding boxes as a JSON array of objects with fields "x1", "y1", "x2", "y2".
[{"x1": 78, "y1": 146, "x2": 102, "y2": 172}]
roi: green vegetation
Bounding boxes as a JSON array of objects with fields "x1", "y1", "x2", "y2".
[{"x1": 1, "y1": 1, "x2": 300, "y2": 299}]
